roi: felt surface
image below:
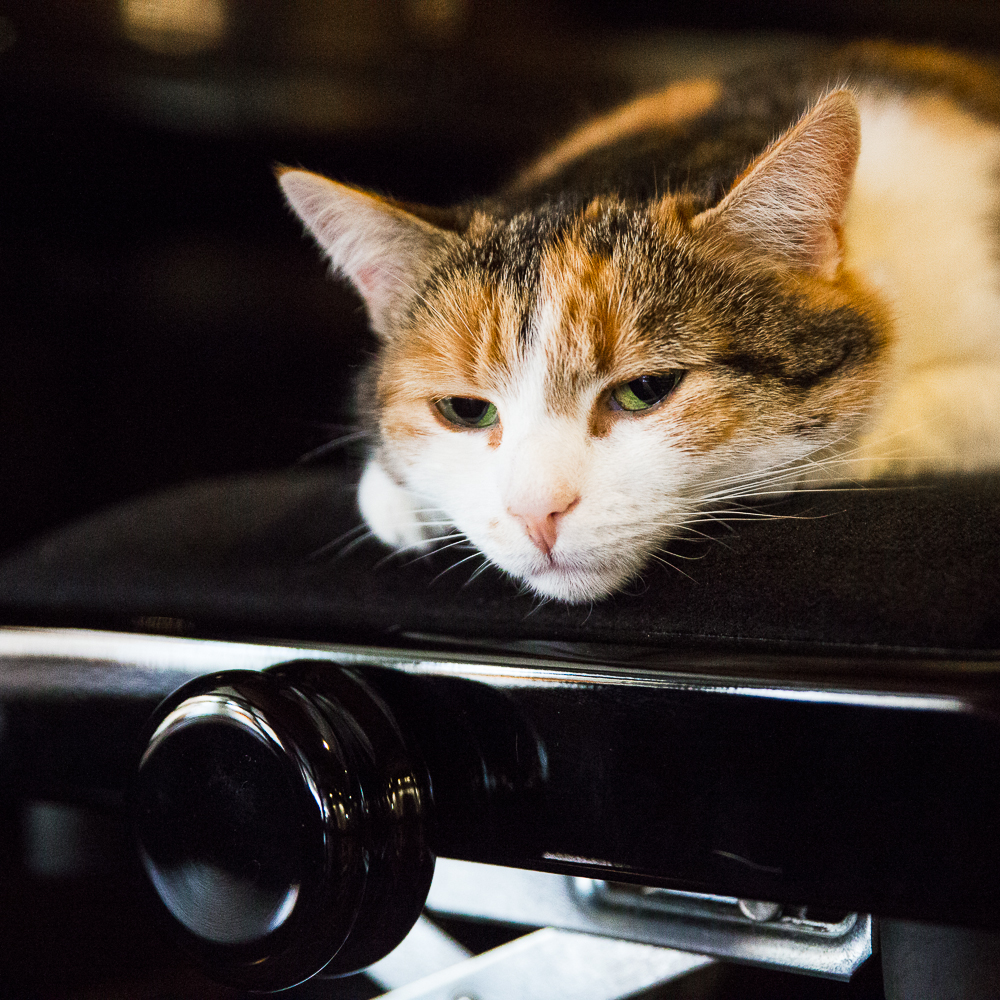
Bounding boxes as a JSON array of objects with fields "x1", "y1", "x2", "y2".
[
  {"x1": 0, "y1": 472, "x2": 1000, "y2": 656},
  {"x1": 0, "y1": 469, "x2": 998, "y2": 658}
]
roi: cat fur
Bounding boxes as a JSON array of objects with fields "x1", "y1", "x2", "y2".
[{"x1": 279, "y1": 41, "x2": 1000, "y2": 602}]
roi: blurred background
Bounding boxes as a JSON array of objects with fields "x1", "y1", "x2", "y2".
[
  {"x1": 1, "y1": 4, "x2": 1000, "y2": 998},
  {"x1": 2, "y1": 0, "x2": 1000, "y2": 558}
]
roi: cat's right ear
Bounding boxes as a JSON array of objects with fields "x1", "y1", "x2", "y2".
[
  {"x1": 277, "y1": 168, "x2": 459, "y2": 338},
  {"x1": 692, "y1": 89, "x2": 861, "y2": 279}
]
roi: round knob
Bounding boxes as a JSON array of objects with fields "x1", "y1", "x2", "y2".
[{"x1": 131, "y1": 662, "x2": 434, "y2": 991}]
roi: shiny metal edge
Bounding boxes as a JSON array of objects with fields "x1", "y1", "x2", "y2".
[
  {"x1": 0, "y1": 626, "x2": 876, "y2": 982},
  {"x1": 0, "y1": 627, "x2": 970, "y2": 713},
  {"x1": 425, "y1": 859, "x2": 874, "y2": 982},
  {"x1": 375, "y1": 927, "x2": 713, "y2": 1000},
  {"x1": 580, "y1": 880, "x2": 856, "y2": 939}
]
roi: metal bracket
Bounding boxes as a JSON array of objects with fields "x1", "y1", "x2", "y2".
[
  {"x1": 370, "y1": 921, "x2": 712, "y2": 1000},
  {"x1": 426, "y1": 859, "x2": 874, "y2": 981}
]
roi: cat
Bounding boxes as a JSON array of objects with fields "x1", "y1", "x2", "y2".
[{"x1": 279, "y1": 41, "x2": 1000, "y2": 603}]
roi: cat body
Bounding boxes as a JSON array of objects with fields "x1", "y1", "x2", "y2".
[{"x1": 280, "y1": 42, "x2": 1000, "y2": 602}]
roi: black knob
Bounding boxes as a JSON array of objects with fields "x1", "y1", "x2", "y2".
[{"x1": 131, "y1": 662, "x2": 434, "y2": 991}]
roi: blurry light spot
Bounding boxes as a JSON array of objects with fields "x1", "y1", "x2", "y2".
[
  {"x1": 120, "y1": 0, "x2": 228, "y2": 56},
  {"x1": 133, "y1": 615, "x2": 190, "y2": 634},
  {"x1": 23, "y1": 801, "x2": 116, "y2": 879},
  {"x1": 406, "y1": 0, "x2": 467, "y2": 44}
]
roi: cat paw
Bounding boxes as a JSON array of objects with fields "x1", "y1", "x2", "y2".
[{"x1": 357, "y1": 460, "x2": 433, "y2": 551}]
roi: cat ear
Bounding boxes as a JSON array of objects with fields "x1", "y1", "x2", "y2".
[
  {"x1": 277, "y1": 168, "x2": 457, "y2": 337},
  {"x1": 693, "y1": 89, "x2": 861, "y2": 278}
]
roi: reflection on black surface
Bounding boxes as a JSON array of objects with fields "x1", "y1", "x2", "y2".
[
  {"x1": 138, "y1": 719, "x2": 309, "y2": 947},
  {"x1": 132, "y1": 665, "x2": 435, "y2": 989},
  {"x1": 145, "y1": 858, "x2": 300, "y2": 945}
]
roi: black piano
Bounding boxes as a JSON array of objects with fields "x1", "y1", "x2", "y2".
[{"x1": 2, "y1": 4, "x2": 999, "y2": 998}]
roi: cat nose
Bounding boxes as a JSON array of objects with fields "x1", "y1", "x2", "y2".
[{"x1": 508, "y1": 495, "x2": 580, "y2": 556}]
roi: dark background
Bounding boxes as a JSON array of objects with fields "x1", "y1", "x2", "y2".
[{"x1": 2, "y1": 0, "x2": 1000, "y2": 557}]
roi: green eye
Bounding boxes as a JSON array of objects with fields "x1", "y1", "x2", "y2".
[
  {"x1": 610, "y1": 372, "x2": 685, "y2": 412},
  {"x1": 435, "y1": 396, "x2": 499, "y2": 429}
]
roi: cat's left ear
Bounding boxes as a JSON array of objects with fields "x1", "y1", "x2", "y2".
[
  {"x1": 693, "y1": 89, "x2": 861, "y2": 279},
  {"x1": 278, "y1": 168, "x2": 460, "y2": 338}
]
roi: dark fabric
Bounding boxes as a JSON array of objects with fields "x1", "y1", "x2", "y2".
[{"x1": 0, "y1": 469, "x2": 998, "y2": 657}]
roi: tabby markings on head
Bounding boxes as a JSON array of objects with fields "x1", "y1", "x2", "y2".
[{"x1": 278, "y1": 42, "x2": 1000, "y2": 601}]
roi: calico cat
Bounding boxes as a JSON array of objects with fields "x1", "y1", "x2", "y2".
[{"x1": 279, "y1": 42, "x2": 1000, "y2": 603}]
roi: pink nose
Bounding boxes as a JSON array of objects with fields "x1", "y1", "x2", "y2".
[{"x1": 508, "y1": 495, "x2": 580, "y2": 556}]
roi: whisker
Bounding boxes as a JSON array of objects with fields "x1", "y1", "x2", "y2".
[
  {"x1": 409, "y1": 536, "x2": 474, "y2": 564},
  {"x1": 321, "y1": 526, "x2": 378, "y2": 562},
  {"x1": 672, "y1": 523, "x2": 727, "y2": 545},
  {"x1": 373, "y1": 532, "x2": 467, "y2": 570},
  {"x1": 467, "y1": 559, "x2": 495, "y2": 583},
  {"x1": 656, "y1": 546, "x2": 709, "y2": 562},
  {"x1": 524, "y1": 594, "x2": 555, "y2": 617},
  {"x1": 297, "y1": 430, "x2": 370, "y2": 465},
  {"x1": 649, "y1": 552, "x2": 698, "y2": 583},
  {"x1": 695, "y1": 508, "x2": 818, "y2": 520},
  {"x1": 462, "y1": 556, "x2": 495, "y2": 588},
  {"x1": 304, "y1": 522, "x2": 370, "y2": 562},
  {"x1": 429, "y1": 550, "x2": 487, "y2": 586}
]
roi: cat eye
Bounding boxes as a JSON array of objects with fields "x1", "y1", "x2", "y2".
[
  {"x1": 435, "y1": 396, "x2": 499, "y2": 429},
  {"x1": 610, "y1": 372, "x2": 685, "y2": 412}
]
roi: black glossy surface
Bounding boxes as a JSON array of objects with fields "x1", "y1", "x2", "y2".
[
  {"x1": 125, "y1": 651, "x2": 1000, "y2": 938},
  {"x1": 361, "y1": 663, "x2": 1000, "y2": 928},
  {"x1": 275, "y1": 663, "x2": 435, "y2": 976},
  {"x1": 138, "y1": 701, "x2": 317, "y2": 949},
  {"x1": 133, "y1": 665, "x2": 434, "y2": 990}
]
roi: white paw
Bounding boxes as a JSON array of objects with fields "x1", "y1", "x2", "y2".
[{"x1": 357, "y1": 460, "x2": 434, "y2": 551}]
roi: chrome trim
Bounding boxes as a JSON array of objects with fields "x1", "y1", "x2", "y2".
[{"x1": 426, "y1": 860, "x2": 874, "y2": 981}]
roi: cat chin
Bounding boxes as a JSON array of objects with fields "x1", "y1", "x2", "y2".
[{"x1": 515, "y1": 558, "x2": 636, "y2": 604}]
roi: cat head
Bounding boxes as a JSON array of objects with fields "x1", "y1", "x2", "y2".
[{"x1": 280, "y1": 90, "x2": 888, "y2": 602}]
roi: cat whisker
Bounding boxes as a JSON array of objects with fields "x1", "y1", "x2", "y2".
[
  {"x1": 523, "y1": 593, "x2": 555, "y2": 617},
  {"x1": 648, "y1": 552, "x2": 698, "y2": 584},
  {"x1": 305, "y1": 523, "x2": 373, "y2": 563},
  {"x1": 625, "y1": 572, "x2": 653, "y2": 598},
  {"x1": 698, "y1": 461, "x2": 856, "y2": 501},
  {"x1": 375, "y1": 532, "x2": 469, "y2": 570},
  {"x1": 671, "y1": 523, "x2": 726, "y2": 544},
  {"x1": 693, "y1": 507, "x2": 817, "y2": 519},
  {"x1": 428, "y1": 550, "x2": 488, "y2": 586},
  {"x1": 421, "y1": 535, "x2": 475, "y2": 558},
  {"x1": 694, "y1": 429, "x2": 868, "y2": 495},
  {"x1": 686, "y1": 515, "x2": 740, "y2": 535},
  {"x1": 297, "y1": 430, "x2": 370, "y2": 465},
  {"x1": 396, "y1": 545, "x2": 468, "y2": 570},
  {"x1": 324, "y1": 530, "x2": 380, "y2": 562},
  {"x1": 656, "y1": 545, "x2": 709, "y2": 562},
  {"x1": 462, "y1": 556, "x2": 495, "y2": 587}
]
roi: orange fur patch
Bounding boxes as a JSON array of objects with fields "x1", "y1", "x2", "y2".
[
  {"x1": 375, "y1": 274, "x2": 526, "y2": 444},
  {"x1": 512, "y1": 78, "x2": 722, "y2": 191}
]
